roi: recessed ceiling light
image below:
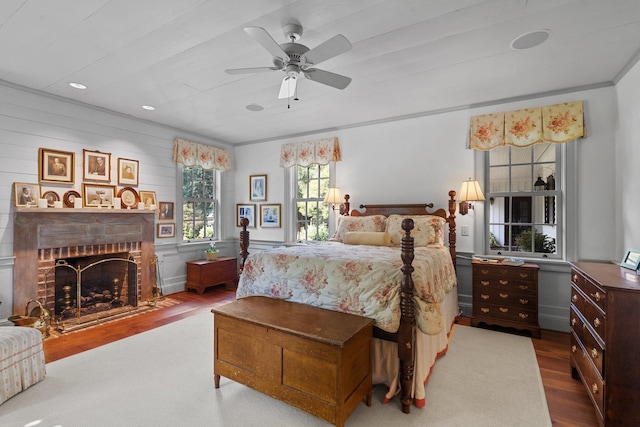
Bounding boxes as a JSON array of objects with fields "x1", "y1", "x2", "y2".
[
  {"x1": 69, "y1": 82, "x2": 87, "y2": 89},
  {"x1": 510, "y1": 30, "x2": 551, "y2": 50},
  {"x1": 246, "y1": 104, "x2": 264, "y2": 112},
  {"x1": 142, "y1": 105, "x2": 156, "y2": 111}
]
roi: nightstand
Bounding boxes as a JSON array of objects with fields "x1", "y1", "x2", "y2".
[
  {"x1": 185, "y1": 257, "x2": 238, "y2": 294},
  {"x1": 471, "y1": 259, "x2": 540, "y2": 338}
]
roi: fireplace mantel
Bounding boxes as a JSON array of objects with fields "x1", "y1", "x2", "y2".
[{"x1": 13, "y1": 209, "x2": 156, "y2": 314}]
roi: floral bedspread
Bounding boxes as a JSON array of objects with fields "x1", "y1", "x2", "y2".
[{"x1": 236, "y1": 242, "x2": 457, "y2": 335}]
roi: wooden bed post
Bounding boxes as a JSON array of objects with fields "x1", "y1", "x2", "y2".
[
  {"x1": 447, "y1": 190, "x2": 457, "y2": 269},
  {"x1": 399, "y1": 218, "x2": 416, "y2": 414},
  {"x1": 239, "y1": 217, "x2": 249, "y2": 271}
]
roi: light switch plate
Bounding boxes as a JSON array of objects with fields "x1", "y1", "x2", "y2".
[{"x1": 461, "y1": 225, "x2": 469, "y2": 236}]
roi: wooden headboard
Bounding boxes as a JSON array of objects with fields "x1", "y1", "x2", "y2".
[{"x1": 347, "y1": 190, "x2": 457, "y2": 267}]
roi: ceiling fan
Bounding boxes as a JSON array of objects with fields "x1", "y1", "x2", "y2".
[{"x1": 225, "y1": 23, "x2": 352, "y2": 99}]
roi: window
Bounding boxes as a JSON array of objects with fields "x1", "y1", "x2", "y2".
[
  {"x1": 295, "y1": 164, "x2": 331, "y2": 241},
  {"x1": 182, "y1": 166, "x2": 217, "y2": 241},
  {"x1": 486, "y1": 142, "x2": 561, "y2": 258}
]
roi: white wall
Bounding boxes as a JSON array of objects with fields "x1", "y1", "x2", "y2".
[
  {"x1": 0, "y1": 83, "x2": 235, "y2": 319},
  {"x1": 614, "y1": 60, "x2": 640, "y2": 257}
]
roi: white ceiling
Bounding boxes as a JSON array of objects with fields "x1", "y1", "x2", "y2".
[{"x1": 1, "y1": 0, "x2": 639, "y2": 146}]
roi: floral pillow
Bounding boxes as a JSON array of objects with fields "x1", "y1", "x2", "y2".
[
  {"x1": 385, "y1": 214, "x2": 447, "y2": 247},
  {"x1": 332, "y1": 215, "x2": 387, "y2": 242}
]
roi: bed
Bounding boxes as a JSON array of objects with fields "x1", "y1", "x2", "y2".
[{"x1": 236, "y1": 191, "x2": 458, "y2": 414}]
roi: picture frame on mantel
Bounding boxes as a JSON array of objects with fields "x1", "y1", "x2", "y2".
[
  {"x1": 39, "y1": 148, "x2": 74, "y2": 184},
  {"x1": 118, "y1": 158, "x2": 139, "y2": 186},
  {"x1": 14, "y1": 182, "x2": 40, "y2": 207}
]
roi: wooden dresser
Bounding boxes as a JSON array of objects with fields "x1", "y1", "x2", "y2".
[
  {"x1": 212, "y1": 297, "x2": 373, "y2": 427},
  {"x1": 185, "y1": 257, "x2": 237, "y2": 294},
  {"x1": 471, "y1": 259, "x2": 540, "y2": 338},
  {"x1": 570, "y1": 261, "x2": 640, "y2": 426}
]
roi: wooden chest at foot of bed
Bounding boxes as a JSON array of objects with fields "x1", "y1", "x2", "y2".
[{"x1": 212, "y1": 296, "x2": 374, "y2": 427}]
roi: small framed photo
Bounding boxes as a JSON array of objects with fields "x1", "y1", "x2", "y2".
[
  {"x1": 139, "y1": 191, "x2": 157, "y2": 208},
  {"x1": 118, "y1": 158, "x2": 139, "y2": 186},
  {"x1": 260, "y1": 203, "x2": 282, "y2": 228},
  {"x1": 157, "y1": 223, "x2": 175, "y2": 238},
  {"x1": 83, "y1": 183, "x2": 116, "y2": 207},
  {"x1": 620, "y1": 249, "x2": 640, "y2": 271},
  {"x1": 39, "y1": 148, "x2": 74, "y2": 184},
  {"x1": 158, "y1": 202, "x2": 174, "y2": 220},
  {"x1": 14, "y1": 182, "x2": 40, "y2": 207},
  {"x1": 83, "y1": 149, "x2": 111, "y2": 182},
  {"x1": 250, "y1": 174, "x2": 267, "y2": 201},
  {"x1": 236, "y1": 204, "x2": 256, "y2": 228}
]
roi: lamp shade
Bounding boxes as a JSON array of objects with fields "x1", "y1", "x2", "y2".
[
  {"x1": 458, "y1": 179, "x2": 485, "y2": 202},
  {"x1": 324, "y1": 187, "x2": 343, "y2": 204}
]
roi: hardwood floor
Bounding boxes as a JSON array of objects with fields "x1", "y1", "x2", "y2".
[{"x1": 43, "y1": 289, "x2": 598, "y2": 426}]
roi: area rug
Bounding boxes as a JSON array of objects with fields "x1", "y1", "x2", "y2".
[{"x1": 0, "y1": 312, "x2": 551, "y2": 426}]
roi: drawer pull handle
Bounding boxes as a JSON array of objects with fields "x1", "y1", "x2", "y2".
[
  {"x1": 571, "y1": 318, "x2": 577, "y2": 326},
  {"x1": 519, "y1": 299, "x2": 529, "y2": 305},
  {"x1": 591, "y1": 348, "x2": 599, "y2": 359},
  {"x1": 593, "y1": 318, "x2": 601, "y2": 328},
  {"x1": 519, "y1": 273, "x2": 529, "y2": 278},
  {"x1": 590, "y1": 292, "x2": 602, "y2": 302},
  {"x1": 499, "y1": 280, "x2": 509, "y2": 285},
  {"x1": 591, "y1": 384, "x2": 599, "y2": 394},
  {"x1": 481, "y1": 308, "x2": 490, "y2": 313},
  {"x1": 481, "y1": 294, "x2": 490, "y2": 300},
  {"x1": 573, "y1": 274, "x2": 578, "y2": 282},
  {"x1": 499, "y1": 307, "x2": 508, "y2": 313},
  {"x1": 571, "y1": 345, "x2": 577, "y2": 353},
  {"x1": 481, "y1": 269, "x2": 489, "y2": 274},
  {"x1": 481, "y1": 280, "x2": 490, "y2": 286},
  {"x1": 518, "y1": 313, "x2": 528, "y2": 319},
  {"x1": 499, "y1": 293, "x2": 508, "y2": 298},
  {"x1": 518, "y1": 285, "x2": 529, "y2": 291},
  {"x1": 571, "y1": 294, "x2": 578, "y2": 303}
]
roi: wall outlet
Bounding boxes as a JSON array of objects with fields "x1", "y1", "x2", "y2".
[{"x1": 461, "y1": 225, "x2": 470, "y2": 236}]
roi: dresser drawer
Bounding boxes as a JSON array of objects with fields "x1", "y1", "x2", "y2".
[
  {"x1": 473, "y1": 302, "x2": 538, "y2": 325},
  {"x1": 571, "y1": 269, "x2": 607, "y2": 313},
  {"x1": 570, "y1": 332, "x2": 604, "y2": 419},
  {"x1": 571, "y1": 284, "x2": 606, "y2": 343},
  {"x1": 570, "y1": 306, "x2": 604, "y2": 376},
  {"x1": 473, "y1": 265, "x2": 538, "y2": 282},
  {"x1": 473, "y1": 287, "x2": 537, "y2": 309}
]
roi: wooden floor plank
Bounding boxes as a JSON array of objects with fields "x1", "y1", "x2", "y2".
[{"x1": 42, "y1": 288, "x2": 598, "y2": 426}]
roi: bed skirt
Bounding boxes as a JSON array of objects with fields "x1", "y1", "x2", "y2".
[
  {"x1": 372, "y1": 286, "x2": 458, "y2": 407},
  {"x1": 0, "y1": 326, "x2": 46, "y2": 405}
]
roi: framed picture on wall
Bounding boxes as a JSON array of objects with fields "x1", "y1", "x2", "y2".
[
  {"x1": 260, "y1": 203, "x2": 281, "y2": 228},
  {"x1": 139, "y1": 191, "x2": 157, "y2": 208},
  {"x1": 117, "y1": 158, "x2": 139, "y2": 186},
  {"x1": 83, "y1": 149, "x2": 111, "y2": 182},
  {"x1": 39, "y1": 148, "x2": 74, "y2": 184},
  {"x1": 249, "y1": 174, "x2": 267, "y2": 201},
  {"x1": 236, "y1": 204, "x2": 256, "y2": 228},
  {"x1": 158, "y1": 202, "x2": 174, "y2": 220},
  {"x1": 157, "y1": 223, "x2": 175, "y2": 238}
]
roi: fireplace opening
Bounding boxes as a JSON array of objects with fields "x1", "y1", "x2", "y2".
[{"x1": 47, "y1": 252, "x2": 139, "y2": 331}]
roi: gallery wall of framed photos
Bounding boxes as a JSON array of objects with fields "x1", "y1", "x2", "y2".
[
  {"x1": 17, "y1": 147, "x2": 176, "y2": 238},
  {"x1": 237, "y1": 174, "x2": 282, "y2": 229}
]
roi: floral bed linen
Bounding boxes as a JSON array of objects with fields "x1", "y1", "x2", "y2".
[{"x1": 236, "y1": 242, "x2": 457, "y2": 335}]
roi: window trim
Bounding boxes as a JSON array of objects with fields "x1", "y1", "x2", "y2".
[{"x1": 177, "y1": 163, "x2": 220, "y2": 242}]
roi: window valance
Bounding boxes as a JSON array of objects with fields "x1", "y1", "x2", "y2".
[
  {"x1": 279, "y1": 137, "x2": 341, "y2": 168},
  {"x1": 173, "y1": 138, "x2": 231, "y2": 172},
  {"x1": 469, "y1": 100, "x2": 585, "y2": 150}
]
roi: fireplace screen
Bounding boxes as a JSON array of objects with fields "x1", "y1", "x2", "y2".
[{"x1": 46, "y1": 252, "x2": 139, "y2": 331}]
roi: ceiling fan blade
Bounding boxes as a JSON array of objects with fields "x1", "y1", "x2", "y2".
[
  {"x1": 278, "y1": 75, "x2": 298, "y2": 99},
  {"x1": 302, "y1": 34, "x2": 351, "y2": 66},
  {"x1": 245, "y1": 27, "x2": 290, "y2": 62},
  {"x1": 303, "y1": 68, "x2": 351, "y2": 90},
  {"x1": 225, "y1": 66, "x2": 280, "y2": 75}
]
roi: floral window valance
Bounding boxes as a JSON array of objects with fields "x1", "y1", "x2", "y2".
[
  {"x1": 173, "y1": 138, "x2": 231, "y2": 172},
  {"x1": 469, "y1": 101, "x2": 586, "y2": 150},
  {"x1": 279, "y1": 137, "x2": 341, "y2": 168}
]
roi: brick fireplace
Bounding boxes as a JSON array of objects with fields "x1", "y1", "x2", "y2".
[{"x1": 13, "y1": 209, "x2": 156, "y2": 329}]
